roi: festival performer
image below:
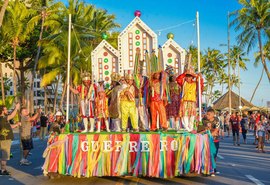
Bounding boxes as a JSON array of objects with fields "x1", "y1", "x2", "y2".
[
  {"x1": 176, "y1": 67, "x2": 203, "y2": 132},
  {"x1": 69, "y1": 72, "x2": 96, "y2": 132},
  {"x1": 149, "y1": 71, "x2": 168, "y2": 131},
  {"x1": 134, "y1": 58, "x2": 150, "y2": 131},
  {"x1": 119, "y1": 73, "x2": 139, "y2": 132},
  {"x1": 165, "y1": 65, "x2": 181, "y2": 130},
  {"x1": 107, "y1": 73, "x2": 122, "y2": 132},
  {"x1": 95, "y1": 88, "x2": 110, "y2": 132}
]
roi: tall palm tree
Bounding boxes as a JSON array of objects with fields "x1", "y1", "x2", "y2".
[
  {"x1": 229, "y1": 45, "x2": 249, "y2": 74},
  {"x1": 38, "y1": 0, "x2": 119, "y2": 110},
  {"x1": 230, "y1": 0, "x2": 270, "y2": 82},
  {"x1": 2, "y1": 0, "x2": 36, "y2": 103},
  {"x1": 0, "y1": 0, "x2": 9, "y2": 28},
  {"x1": 250, "y1": 41, "x2": 270, "y2": 102},
  {"x1": 202, "y1": 48, "x2": 225, "y2": 106}
]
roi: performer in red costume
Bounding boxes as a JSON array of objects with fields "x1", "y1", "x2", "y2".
[{"x1": 70, "y1": 73, "x2": 96, "y2": 132}]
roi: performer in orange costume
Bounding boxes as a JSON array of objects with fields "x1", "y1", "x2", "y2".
[
  {"x1": 176, "y1": 68, "x2": 203, "y2": 132},
  {"x1": 149, "y1": 71, "x2": 168, "y2": 131}
]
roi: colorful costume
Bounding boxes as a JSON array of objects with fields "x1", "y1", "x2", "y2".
[
  {"x1": 95, "y1": 90, "x2": 110, "y2": 132},
  {"x1": 120, "y1": 74, "x2": 139, "y2": 131},
  {"x1": 166, "y1": 80, "x2": 181, "y2": 130},
  {"x1": 108, "y1": 73, "x2": 122, "y2": 132},
  {"x1": 176, "y1": 69, "x2": 203, "y2": 132},
  {"x1": 149, "y1": 72, "x2": 168, "y2": 131}
]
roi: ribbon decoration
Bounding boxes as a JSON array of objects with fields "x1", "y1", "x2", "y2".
[{"x1": 43, "y1": 132, "x2": 216, "y2": 178}]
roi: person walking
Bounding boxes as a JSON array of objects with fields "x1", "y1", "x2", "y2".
[
  {"x1": 0, "y1": 103, "x2": 20, "y2": 175},
  {"x1": 240, "y1": 112, "x2": 249, "y2": 144},
  {"x1": 230, "y1": 112, "x2": 240, "y2": 146},
  {"x1": 20, "y1": 107, "x2": 42, "y2": 165},
  {"x1": 257, "y1": 115, "x2": 267, "y2": 153},
  {"x1": 39, "y1": 112, "x2": 48, "y2": 140}
]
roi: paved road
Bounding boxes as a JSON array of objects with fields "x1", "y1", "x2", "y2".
[{"x1": 0, "y1": 130, "x2": 269, "y2": 185}]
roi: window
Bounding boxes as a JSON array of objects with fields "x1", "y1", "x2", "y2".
[
  {"x1": 34, "y1": 82, "x2": 36, "y2": 88},
  {"x1": 37, "y1": 90, "x2": 41, "y2": 97},
  {"x1": 10, "y1": 91, "x2": 13, "y2": 95},
  {"x1": 128, "y1": 33, "x2": 133, "y2": 67},
  {"x1": 112, "y1": 58, "x2": 116, "y2": 72},
  {"x1": 37, "y1": 82, "x2": 40, "y2": 88},
  {"x1": 34, "y1": 91, "x2": 37, "y2": 96},
  {"x1": 98, "y1": 58, "x2": 103, "y2": 80}
]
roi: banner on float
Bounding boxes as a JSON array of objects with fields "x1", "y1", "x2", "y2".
[{"x1": 42, "y1": 132, "x2": 216, "y2": 178}]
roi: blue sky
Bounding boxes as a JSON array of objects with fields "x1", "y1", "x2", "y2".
[{"x1": 61, "y1": 0, "x2": 270, "y2": 106}]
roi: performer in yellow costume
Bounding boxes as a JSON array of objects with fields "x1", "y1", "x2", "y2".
[
  {"x1": 176, "y1": 68, "x2": 203, "y2": 132},
  {"x1": 119, "y1": 73, "x2": 139, "y2": 132}
]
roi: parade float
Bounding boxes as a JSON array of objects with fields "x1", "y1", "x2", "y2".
[{"x1": 42, "y1": 10, "x2": 216, "y2": 178}]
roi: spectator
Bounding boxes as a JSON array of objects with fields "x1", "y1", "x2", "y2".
[
  {"x1": 31, "y1": 114, "x2": 37, "y2": 138},
  {"x1": 0, "y1": 103, "x2": 20, "y2": 175},
  {"x1": 257, "y1": 115, "x2": 267, "y2": 153},
  {"x1": 240, "y1": 112, "x2": 249, "y2": 144},
  {"x1": 230, "y1": 112, "x2": 240, "y2": 146},
  {"x1": 20, "y1": 107, "x2": 42, "y2": 165},
  {"x1": 40, "y1": 112, "x2": 48, "y2": 140},
  {"x1": 49, "y1": 111, "x2": 62, "y2": 135},
  {"x1": 218, "y1": 112, "x2": 225, "y2": 139},
  {"x1": 224, "y1": 112, "x2": 230, "y2": 137},
  {"x1": 201, "y1": 108, "x2": 220, "y2": 176}
]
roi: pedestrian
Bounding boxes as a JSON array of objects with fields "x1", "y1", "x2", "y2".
[
  {"x1": 240, "y1": 112, "x2": 249, "y2": 144},
  {"x1": 218, "y1": 112, "x2": 225, "y2": 139},
  {"x1": 201, "y1": 108, "x2": 220, "y2": 176},
  {"x1": 257, "y1": 115, "x2": 267, "y2": 153},
  {"x1": 230, "y1": 112, "x2": 240, "y2": 146},
  {"x1": 0, "y1": 103, "x2": 20, "y2": 175},
  {"x1": 224, "y1": 111, "x2": 230, "y2": 137},
  {"x1": 39, "y1": 112, "x2": 48, "y2": 140},
  {"x1": 20, "y1": 107, "x2": 42, "y2": 165},
  {"x1": 49, "y1": 111, "x2": 62, "y2": 135}
]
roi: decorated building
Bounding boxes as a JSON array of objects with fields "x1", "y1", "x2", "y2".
[
  {"x1": 92, "y1": 10, "x2": 186, "y2": 81},
  {"x1": 162, "y1": 34, "x2": 186, "y2": 74},
  {"x1": 91, "y1": 39, "x2": 119, "y2": 84}
]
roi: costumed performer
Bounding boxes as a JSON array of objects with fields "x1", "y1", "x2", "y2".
[
  {"x1": 107, "y1": 72, "x2": 122, "y2": 132},
  {"x1": 149, "y1": 71, "x2": 168, "y2": 131},
  {"x1": 119, "y1": 72, "x2": 139, "y2": 132},
  {"x1": 165, "y1": 65, "x2": 181, "y2": 131},
  {"x1": 176, "y1": 67, "x2": 203, "y2": 132},
  {"x1": 95, "y1": 88, "x2": 110, "y2": 132},
  {"x1": 69, "y1": 72, "x2": 96, "y2": 132}
]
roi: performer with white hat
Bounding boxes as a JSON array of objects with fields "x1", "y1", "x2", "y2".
[{"x1": 69, "y1": 72, "x2": 96, "y2": 132}]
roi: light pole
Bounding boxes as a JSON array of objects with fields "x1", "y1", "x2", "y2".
[
  {"x1": 227, "y1": 11, "x2": 231, "y2": 115},
  {"x1": 238, "y1": 55, "x2": 242, "y2": 114}
]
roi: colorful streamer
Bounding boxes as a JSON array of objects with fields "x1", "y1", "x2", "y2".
[{"x1": 43, "y1": 132, "x2": 216, "y2": 178}]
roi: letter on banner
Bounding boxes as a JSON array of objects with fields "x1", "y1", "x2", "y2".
[
  {"x1": 115, "y1": 141, "x2": 122, "y2": 152},
  {"x1": 160, "y1": 140, "x2": 167, "y2": 151},
  {"x1": 171, "y1": 140, "x2": 178, "y2": 151},
  {"x1": 81, "y1": 141, "x2": 89, "y2": 152},
  {"x1": 91, "y1": 141, "x2": 99, "y2": 152},
  {"x1": 103, "y1": 141, "x2": 112, "y2": 152},
  {"x1": 141, "y1": 141, "x2": 150, "y2": 152},
  {"x1": 129, "y1": 141, "x2": 138, "y2": 152}
]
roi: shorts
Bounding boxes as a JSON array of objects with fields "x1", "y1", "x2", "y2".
[
  {"x1": 21, "y1": 138, "x2": 33, "y2": 151},
  {"x1": 0, "y1": 140, "x2": 12, "y2": 160}
]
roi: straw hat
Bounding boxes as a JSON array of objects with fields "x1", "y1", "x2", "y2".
[{"x1": 110, "y1": 72, "x2": 121, "y2": 82}]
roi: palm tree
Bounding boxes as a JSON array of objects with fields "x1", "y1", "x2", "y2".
[
  {"x1": 1, "y1": 0, "x2": 36, "y2": 103},
  {"x1": 0, "y1": 0, "x2": 9, "y2": 28},
  {"x1": 229, "y1": 46, "x2": 249, "y2": 74},
  {"x1": 38, "y1": 0, "x2": 119, "y2": 110},
  {"x1": 250, "y1": 41, "x2": 270, "y2": 102},
  {"x1": 202, "y1": 48, "x2": 225, "y2": 106},
  {"x1": 27, "y1": 1, "x2": 64, "y2": 113},
  {"x1": 230, "y1": 0, "x2": 270, "y2": 82}
]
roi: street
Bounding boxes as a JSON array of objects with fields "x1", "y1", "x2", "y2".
[{"x1": 0, "y1": 130, "x2": 269, "y2": 185}]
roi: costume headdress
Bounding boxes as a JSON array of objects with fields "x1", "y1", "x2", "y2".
[
  {"x1": 165, "y1": 65, "x2": 175, "y2": 77},
  {"x1": 110, "y1": 72, "x2": 121, "y2": 82},
  {"x1": 81, "y1": 72, "x2": 91, "y2": 81},
  {"x1": 124, "y1": 70, "x2": 133, "y2": 80}
]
